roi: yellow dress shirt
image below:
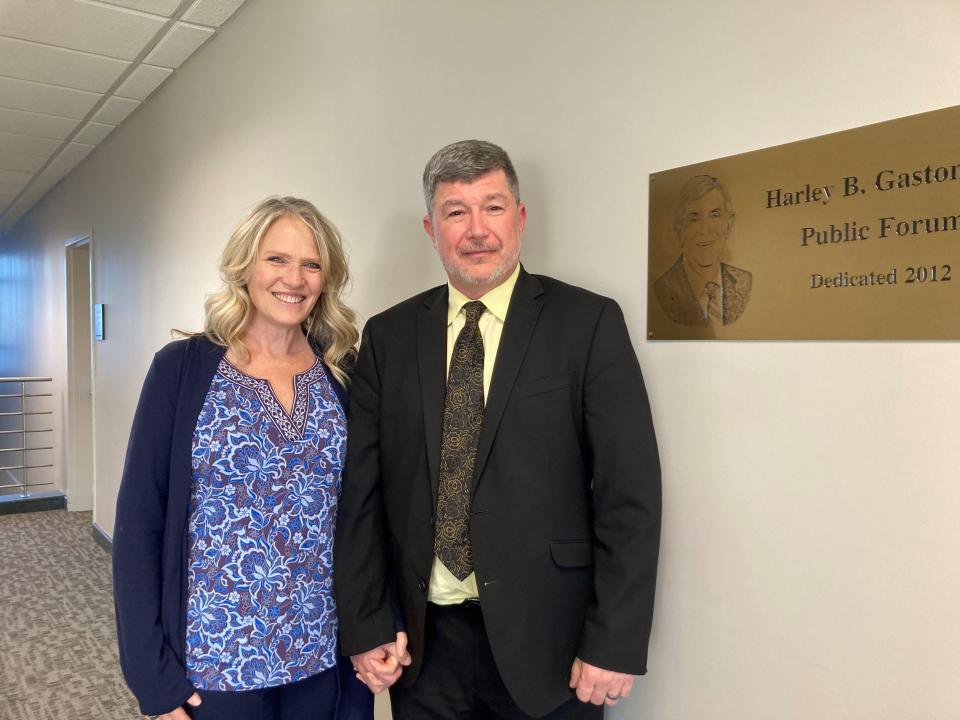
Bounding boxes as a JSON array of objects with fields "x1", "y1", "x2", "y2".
[{"x1": 427, "y1": 263, "x2": 521, "y2": 605}]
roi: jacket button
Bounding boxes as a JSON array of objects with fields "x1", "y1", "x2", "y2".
[{"x1": 418, "y1": 578, "x2": 427, "y2": 592}]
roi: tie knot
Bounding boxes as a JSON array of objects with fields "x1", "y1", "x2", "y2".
[{"x1": 463, "y1": 301, "x2": 485, "y2": 325}]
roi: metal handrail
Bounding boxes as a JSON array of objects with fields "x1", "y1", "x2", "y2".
[{"x1": 0, "y1": 377, "x2": 55, "y2": 499}]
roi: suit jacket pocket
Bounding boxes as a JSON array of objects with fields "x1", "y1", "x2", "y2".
[
  {"x1": 549, "y1": 540, "x2": 594, "y2": 567},
  {"x1": 516, "y1": 373, "x2": 571, "y2": 399}
]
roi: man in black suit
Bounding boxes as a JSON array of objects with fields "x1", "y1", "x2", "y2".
[
  {"x1": 653, "y1": 175, "x2": 752, "y2": 326},
  {"x1": 334, "y1": 140, "x2": 661, "y2": 718}
]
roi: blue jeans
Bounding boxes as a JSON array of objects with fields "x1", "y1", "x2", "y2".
[{"x1": 188, "y1": 665, "x2": 373, "y2": 720}]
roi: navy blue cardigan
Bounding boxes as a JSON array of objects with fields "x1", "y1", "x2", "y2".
[{"x1": 113, "y1": 335, "x2": 368, "y2": 717}]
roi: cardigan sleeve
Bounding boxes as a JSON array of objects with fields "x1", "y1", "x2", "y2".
[{"x1": 113, "y1": 344, "x2": 197, "y2": 716}]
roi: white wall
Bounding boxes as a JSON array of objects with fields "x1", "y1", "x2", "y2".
[{"x1": 2, "y1": 0, "x2": 959, "y2": 717}]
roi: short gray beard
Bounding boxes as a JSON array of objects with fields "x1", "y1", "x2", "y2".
[{"x1": 442, "y1": 241, "x2": 521, "y2": 291}]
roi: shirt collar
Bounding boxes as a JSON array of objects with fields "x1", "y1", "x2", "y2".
[
  {"x1": 447, "y1": 263, "x2": 521, "y2": 325},
  {"x1": 682, "y1": 257, "x2": 723, "y2": 301}
]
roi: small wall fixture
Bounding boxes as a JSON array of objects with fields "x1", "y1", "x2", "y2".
[{"x1": 94, "y1": 304, "x2": 105, "y2": 342}]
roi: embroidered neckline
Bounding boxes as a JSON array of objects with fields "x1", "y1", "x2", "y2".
[{"x1": 218, "y1": 357, "x2": 325, "y2": 440}]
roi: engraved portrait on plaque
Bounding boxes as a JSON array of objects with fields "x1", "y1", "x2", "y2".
[
  {"x1": 653, "y1": 175, "x2": 752, "y2": 326},
  {"x1": 647, "y1": 104, "x2": 960, "y2": 340}
]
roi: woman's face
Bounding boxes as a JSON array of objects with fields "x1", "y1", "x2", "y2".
[{"x1": 246, "y1": 215, "x2": 325, "y2": 333}]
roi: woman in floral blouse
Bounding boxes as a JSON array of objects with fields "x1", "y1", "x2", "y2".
[{"x1": 113, "y1": 197, "x2": 371, "y2": 720}]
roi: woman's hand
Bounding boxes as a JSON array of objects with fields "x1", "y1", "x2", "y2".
[
  {"x1": 155, "y1": 691, "x2": 202, "y2": 719},
  {"x1": 351, "y1": 631, "x2": 411, "y2": 693}
]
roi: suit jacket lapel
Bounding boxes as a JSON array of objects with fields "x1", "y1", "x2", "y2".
[
  {"x1": 472, "y1": 268, "x2": 544, "y2": 492},
  {"x1": 417, "y1": 285, "x2": 448, "y2": 502}
]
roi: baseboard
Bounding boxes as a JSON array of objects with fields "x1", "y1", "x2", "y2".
[
  {"x1": 91, "y1": 522, "x2": 112, "y2": 552},
  {"x1": 0, "y1": 492, "x2": 67, "y2": 515}
]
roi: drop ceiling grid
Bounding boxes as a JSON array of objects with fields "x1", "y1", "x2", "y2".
[
  {"x1": 0, "y1": 0, "x2": 248, "y2": 234},
  {"x1": 0, "y1": 132, "x2": 63, "y2": 158},
  {"x1": 0, "y1": 36, "x2": 131, "y2": 93},
  {"x1": 0, "y1": 107, "x2": 80, "y2": 141},
  {"x1": 1, "y1": 0, "x2": 170, "y2": 61},
  {"x1": 0, "y1": 76, "x2": 103, "y2": 119},
  {"x1": 0, "y1": 152, "x2": 48, "y2": 173},
  {"x1": 95, "y1": 0, "x2": 186, "y2": 16}
]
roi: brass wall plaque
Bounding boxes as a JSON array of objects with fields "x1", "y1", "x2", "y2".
[{"x1": 647, "y1": 105, "x2": 960, "y2": 340}]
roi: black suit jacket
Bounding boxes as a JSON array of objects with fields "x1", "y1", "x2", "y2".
[{"x1": 335, "y1": 268, "x2": 661, "y2": 716}]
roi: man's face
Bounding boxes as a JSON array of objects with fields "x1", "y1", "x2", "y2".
[
  {"x1": 678, "y1": 189, "x2": 730, "y2": 273},
  {"x1": 423, "y1": 169, "x2": 526, "y2": 298}
]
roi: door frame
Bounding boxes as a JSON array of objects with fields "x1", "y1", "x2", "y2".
[{"x1": 64, "y1": 234, "x2": 96, "y2": 512}]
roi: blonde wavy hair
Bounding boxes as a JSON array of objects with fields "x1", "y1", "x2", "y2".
[{"x1": 202, "y1": 196, "x2": 358, "y2": 385}]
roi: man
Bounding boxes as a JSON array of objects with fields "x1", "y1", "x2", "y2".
[
  {"x1": 653, "y1": 174, "x2": 751, "y2": 326},
  {"x1": 335, "y1": 140, "x2": 661, "y2": 718}
]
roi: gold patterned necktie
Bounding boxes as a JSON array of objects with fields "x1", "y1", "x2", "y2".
[{"x1": 435, "y1": 300, "x2": 486, "y2": 580}]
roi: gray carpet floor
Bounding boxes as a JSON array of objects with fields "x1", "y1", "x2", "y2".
[{"x1": 0, "y1": 510, "x2": 142, "y2": 720}]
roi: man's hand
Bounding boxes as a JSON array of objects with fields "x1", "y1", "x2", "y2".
[
  {"x1": 155, "y1": 691, "x2": 201, "y2": 719},
  {"x1": 569, "y1": 657, "x2": 634, "y2": 706},
  {"x1": 351, "y1": 631, "x2": 412, "y2": 694}
]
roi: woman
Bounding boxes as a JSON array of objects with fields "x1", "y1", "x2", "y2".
[{"x1": 113, "y1": 197, "x2": 372, "y2": 720}]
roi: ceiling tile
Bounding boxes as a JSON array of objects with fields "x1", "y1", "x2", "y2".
[
  {"x1": 10, "y1": 198, "x2": 34, "y2": 214},
  {"x1": 56, "y1": 142, "x2": 96, "y2": 164},
  {"x1": 0, "y1": 36, "x2": 129, "y2": 93},
  {"x1": 0, "y1": 107, "x2": 79, "y2": 141},
  {"x1": 0, "y1": 168, "x2": 34, "y2": 186},
  {"x1": 0, "y1": 194, "x2": 22, "y2": 211},
  {"x1": 0, "y1": 152, "x2": 47, "y2": 173},
  {"x1": 115, "y1": 63, "x2": 172, "y2": 101},
  {"x1": 19, "y1": 192, "x2": 49, "y2": 207},
  {"x1": 94, "y1": 0, "x2": 183, "y2": 16},
  {"x1": 1, "y1": 0, "x2": 168, "y2": 61},
  {"x1": 0, "y1": 181, "x2": 27, "y2": 198},
  {"x1": 92, "y1": 96, "x2": 141, "y2": 125},
  {"x1": 0, "y1": 76, "x2": 101, "y2": 120},
  {"x1": 74, "y1": 121, "x2": 116, "y2": 145},
  {"x1": 45, "y1": 156, "x2": 80, "y2": 177},
  {"x1": 144, "y1": 21, "x2": 214, "y2": 68},
  {"x1": 23, "y1": 170, "x2": 65, "y2": 199},
  {"x1": 182, "y1": 0, "x2": 246, "y2": 28},
  {"x1": 0, "y1": 132, "x2": 60, "y2": 158}
]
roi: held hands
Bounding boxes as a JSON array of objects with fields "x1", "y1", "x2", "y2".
[
  {"x1": 569, "y1": 657, "x2": 634, "y2": 707},
  {"x1": 351, "y1": 631, "x2": 412, "y2": 694},
  {"x1": 155, "y1": 691, "x2": 201, "y2": 719}
]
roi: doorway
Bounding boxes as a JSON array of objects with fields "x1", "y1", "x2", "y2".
[{"x1": 65, "y1": 237, "x2": 94, "y2": 512}]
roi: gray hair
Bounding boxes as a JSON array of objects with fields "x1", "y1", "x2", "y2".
[
  {"x1": 422, "y1": 139, "x2": 520, "y2": 215},
  {"x1": 673, "y1": 174, "x2": 735, "y2": 237}
]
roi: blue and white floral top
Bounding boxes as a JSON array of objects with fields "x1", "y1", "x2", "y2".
[{"x1": 184, "y1": 356, "x2": 346, "y2": 691}]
